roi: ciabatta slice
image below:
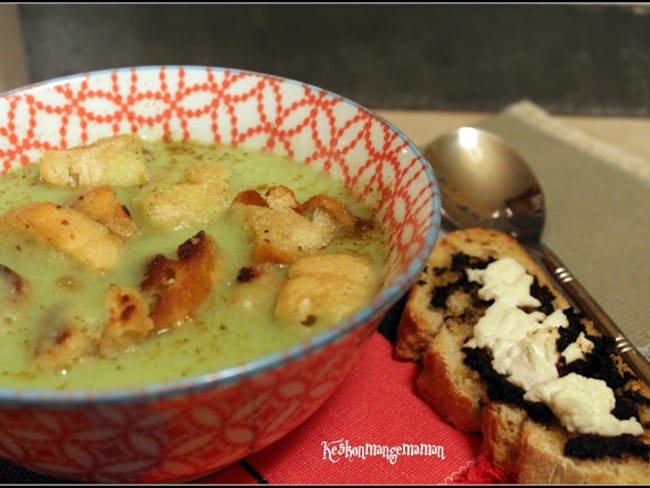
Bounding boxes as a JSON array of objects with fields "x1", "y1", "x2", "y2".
[{"x1": 395, "y1": 227, "x2": 650, "y2": 484}]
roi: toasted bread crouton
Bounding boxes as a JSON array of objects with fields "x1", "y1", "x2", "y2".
[
  {"x1": 264, "y1": 185, "x2": 301, "y2": 210},
  {"x1": 137, "y1": 163, "x2": 231, "y2": 231},
  {"x1": 0, "y1": 264, "x2": 29, "y2": 326},
  {"x1": 230, "y1": 185, "x2": 360, "y2": 264},
  {"x1": 229, "y1": 263, "x2": 287, "y2": 315},
  {"x1": 67, "y1": 185, "x2": 139, "y2": 238},
  {"x1": 0, "y1": 264, "x2": 28, "y2": 305},
  {"x1": 232, "y1": 204, "x2": 335, "y2": 263},
  {"x1": 98, "y1": 284, "x2": 155, "y2": 358},
  {"x1": 274, "y1": 253, "x2": 376, "y2": 328},
  {"x1": 300, "y1": 194, "x2": 357, "y2": 228},
  {"x1": 33, "y1": 307, "x2": 99, "y2": 372},
  {"x1": 39, "y1": 134, "x2": 149, "y2": 188},
  {"x1": 0, "y1": 202, "x2": 123, "y2": 271},
  {"x1": 140, "y1": 231, "x2": 220, "y2": 332}
]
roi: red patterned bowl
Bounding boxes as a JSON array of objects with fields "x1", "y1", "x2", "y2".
[{"x1": 0, "y1": 66, "x2": 441, "y2": 482}]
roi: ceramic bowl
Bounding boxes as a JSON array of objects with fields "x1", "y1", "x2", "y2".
[{"x1": 0, "y1": 66, "x2": 441, "y2": 482}]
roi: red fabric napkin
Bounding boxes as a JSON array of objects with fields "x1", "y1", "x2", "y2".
[
  {"x1": 195, "y1": 331, "x2": 509, "y2": 484},
  {"x1": 0, "y1": 316, "x2": 510, "y2": 484}
]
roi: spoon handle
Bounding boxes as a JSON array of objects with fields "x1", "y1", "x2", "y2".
[{"x1": 535, "y1": 242, "x2": 650, "y2": 386}]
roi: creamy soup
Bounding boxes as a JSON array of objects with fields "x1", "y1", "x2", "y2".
[{"x1": 0, "y1": 136, "x2": 388, "y2": 390}]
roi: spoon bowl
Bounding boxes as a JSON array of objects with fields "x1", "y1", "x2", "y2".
[
  {"x1": 424, "y1": 127, "x2": 545, "y2": 243},
  {"x1": 424, "y1": 126, "x2": 650, "y2": 385}
]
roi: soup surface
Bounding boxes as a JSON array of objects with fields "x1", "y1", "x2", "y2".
[{"x1": 0, "y1": 135, "x2": 388, "y2": 390}]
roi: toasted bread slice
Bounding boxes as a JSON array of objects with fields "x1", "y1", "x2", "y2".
[
  {"x1": 515, "y1": 408, "x2": 650, "y2": 484},
  {"x1": 479, "y1": 400, "x2": 528, "y2": 475},
  {"x1": 396, "y1": 228, "x2": 569, "y2": 432},
  {"x1": 416, "y1": 320, "x2": 485, "y2": 432},
  {"x1": 395, "y1": 228, "x2": 567, "y2": 362},
  {"x1": 395, "y1": 227, "x2": 650, "y2": 484}
]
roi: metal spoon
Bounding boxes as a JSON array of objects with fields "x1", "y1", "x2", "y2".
[{"x1": 424, "y1": 126, "x2": 650, "y2": 385}]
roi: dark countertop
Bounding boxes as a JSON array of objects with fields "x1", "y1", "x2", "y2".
[{"x1": 16, "y1": 4, "x2": 650, "y2": 118}]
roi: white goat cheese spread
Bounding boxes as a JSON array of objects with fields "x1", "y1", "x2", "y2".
[
  {"x1": 464, "y1": 256, "x2": 642, "y2": 436},
  {"x1": 524, "y1": 373, "x2": 644, "y2": 436}
]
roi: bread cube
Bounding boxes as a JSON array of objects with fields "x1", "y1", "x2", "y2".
[
  {"x1": 0, "y1": 202, "x2": 123, "y2": 271},
  {"x1": 137, "y1": 163, "x2": 231, "y2": 231},
  {"x1": 274, "y1": 253, "x2": 376, "y2": 328},
  {"x1": 39, "y1": 133, "x2": 149, "y2": 188},
  {"x1": 67, "y1": 185, "x2": 139, "y2": 238},
  {"x1": 99, "y1": 284, "x2": 155, "y2": 358}
]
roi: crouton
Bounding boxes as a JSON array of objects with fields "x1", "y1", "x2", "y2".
[
  {"x1": 0, "y1": 264, "x2": 29, "y2": 327},
  {"x1": 39, "y1": 133, "x2": 149, "y2": 188},
  {"x1": 33, "y1": 306, "x2": 99, "y2": 372},
  {"x1": 98, "y1": 284, "x2": 155, "y2": 358},
  {"x1": 229, "y1": 262, "x2": 287, "y2": 314},
  {"x1": 140, "y1": 230, "x2": 221, "y2": 332},
  {"x1": 67, "y1": 185, "x2": 139, "y2": 238},
  {"x1": 0, "y1": 264, "x2": 28, "y2": 306},
  {"x1": 137, "y1": 163, "x2": 231, "y2": 231},
  {"x1": 229, "y1": 185, "x2": 360, "y2": 264},
  {"x1": 0, "y1": 202, "x2": 123, "y2": 272},
  {"x1": 300, "y1": 194, "x2": 357, "y2": 228},
  {"x1": 274, "y1": 253, "x2": 377, "y2": 328}
]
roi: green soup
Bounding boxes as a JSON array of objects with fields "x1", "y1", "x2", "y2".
[{"x1": 0, "y1": 139, "x2": 388, "y2": 390}]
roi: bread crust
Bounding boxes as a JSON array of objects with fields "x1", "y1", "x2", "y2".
[
  {"x1": 395, "y1": 227, "x2": 650, "y2": 484},
  {"x1": 480, "y1": 401, "x2": 527, "y2": 475},
  {"x1": 517, "y1": 418, "x2": 650, "y2": 484},
  {"x1": 417, "y1": 321, "x2": 485, "y2": 432}
]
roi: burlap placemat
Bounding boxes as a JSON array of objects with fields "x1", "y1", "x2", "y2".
[{"x1": 475, "y1": 100, "x2": 650, "y2": 358}]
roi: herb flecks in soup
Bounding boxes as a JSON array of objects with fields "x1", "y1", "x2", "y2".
[{"x1": 0, "y1": 135, "x2": 388, "y2": 390}]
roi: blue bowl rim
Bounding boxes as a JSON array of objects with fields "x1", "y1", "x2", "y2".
[{"x1": 0, "y1": 65, "x2": 441, "y2": 407}]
